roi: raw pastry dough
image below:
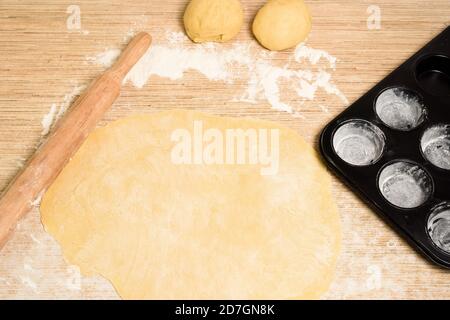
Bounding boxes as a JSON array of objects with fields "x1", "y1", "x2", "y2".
[
  {"x1": 40, "y1": 110, "x2": 341, "y2": 299},
  {"x1": 183, "y1": 0, "x2": 244, "y2": 43},
  {"x1": 253, "y1": 0, "x2": 312, "y2": 51}
]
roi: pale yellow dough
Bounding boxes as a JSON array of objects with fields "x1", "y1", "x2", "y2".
[
  {"x1": 41, "y1": 110, "x2": 341, "y2": 300},
  {"x1": 183, "y1": 0, "x2": 244, "y2": 43},
  {"x1": 253, "y1": 0, "x2": 312, "y2": 51}
]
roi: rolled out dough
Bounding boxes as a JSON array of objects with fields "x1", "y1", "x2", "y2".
[{"x1": 40, "y1": 110, "x2": 341, "y2": 299}]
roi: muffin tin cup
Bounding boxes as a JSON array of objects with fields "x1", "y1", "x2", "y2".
[
  {"x1": 332, "y1": 119, "x2": 386, "y2": 166},
  {"x1": 320, "y1": 26, "x2": 450, "y2": 269},
  {"x1": 374, "y1": 87, "x2": 427, "y2": 131},
  {"x1": 377, "y1": 160, "x2": 433, "y2": 210},
  {"x1": 427, "y1": 202, "x2": 450, "y2": 254},
  {"x1": 416, "y1": 55, "x2": 450, "y2": 97},
  {"x1": 420, "y1": 124, "x2": 450, "y2": 171}
]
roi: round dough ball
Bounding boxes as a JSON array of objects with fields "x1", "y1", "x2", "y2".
[
  {"x1": 183, "y1": 0, "x2": 244, "y2": 43},
  {"x1": 252, "y1": 0, "x2": 312, "y2": 51}
]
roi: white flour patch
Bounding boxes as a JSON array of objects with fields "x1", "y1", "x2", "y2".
[
  {"x1": 41, "y1": 85, "x2": 86, "y2": 136},
  {"x1": 366, "y1": 265, "x2": 382, "y2": 290},
  {"x1": 294, "y1": 44, "x2": 337, "y2": 69},
  {"x1": 87, "y1": 30, "x2": 347, "y2": 116},
  {"x1": 66, "y1": 265, "x2": 82, "y2": 291},
  {"x1": 122, "y1": 16, "x2": 149, "y2": 43},
  {"x1": 24, "y1": 263, "x2": 35, "y2": 272},
  {"x1": 126, "y1": 43, "x2": 253, "y2": 86},
  {"x1": 41, "y1": 104, "x2": 58, "y2": 136},
  {"x1": 0, "y1": 209, "x2": 117, "y2": 299},
  {"x1": 86, "y1": 49, "x2": 121, "y2": 68},
  {"x1": 30, "y1": 233, "x2": 42, "y2": 245},
  {"x1": 58, "y1": 85, "x2": 86, "y2": 118},
  {"x1": 319, "y1": 105, "x2": 330, "y2": 113},
  {"x1": 30, "y1": 191, "x2": 44, "y2": 207},
  {"x1": 166, "y1": 30, "x2": 188, "y2": 44}
]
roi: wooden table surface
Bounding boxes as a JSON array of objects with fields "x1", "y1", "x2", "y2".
[{"x1": 0, "y1": 0, "x2": 449, "y2": 299}]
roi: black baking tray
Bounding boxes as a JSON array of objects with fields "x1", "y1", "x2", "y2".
[{"x1": 320, "y1": 26, "x2": 450, "y2": 268}]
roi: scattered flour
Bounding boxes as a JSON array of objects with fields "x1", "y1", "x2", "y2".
[
  {"x1": 86, "y1": 49, "x2": 121, "y2": 68},
  {"x1": 126, "y1": 43, "x2": 254, "y2": 85},
  {"x1": 319, "y1": 105, "x2": 330, "y2": 113},
  {"x1": 87, "y1": 31, "x2": 347, "y2": 116},
  {"x1": 29, "y1": 233, "x2": 42, "y2": 245},
  {"x1": 41, "y1": 104, "x2": 58, "y2": 136},
  {"x1": 19, "y1": 276, "x2": 38, "y2": 292},
  {"x1": 366, "y1": 265, "x2": 382, "y2": 290},
  {"x1": 166, "y1": 29, "x2": 188, "y2": 44},
  {"x1": 0, "y1": 208, "x2": 117, "y2": 299},
  {"x1": 20, "y1": 30, "x2": 348, "y2": 300},
  {"x1": 30, "y1": 191, "x2": 44, "y2": 207},
  {"x1": 41, "y1": 85, "x2": 86, "y2": 136},
  {"x1": 294, "y1": 44, "x2": 337, "y2": 69},
  {"x1": 24, "y1": 263, "x2": 35, "y2": 272}
]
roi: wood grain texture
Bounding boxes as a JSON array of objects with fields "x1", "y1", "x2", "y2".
[
  {"x1": 0, "y1": 31, "x2": 151, "y2": 253},
  {"x1": 0, "y1": 0, "x2": 449, "y2": 299}
]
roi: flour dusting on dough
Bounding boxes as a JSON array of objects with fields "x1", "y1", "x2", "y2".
[{"x1": 40, "y1": 110, "x2": 342, "y2": 299}]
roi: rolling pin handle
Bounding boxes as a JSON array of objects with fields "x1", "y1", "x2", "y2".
[{"x1": 109, "y1": 32, "x2": 152, "y2": 83}]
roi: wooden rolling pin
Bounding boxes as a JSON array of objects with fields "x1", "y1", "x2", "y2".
[{"x1": 0, "y1": 32, "x2": 152, "y2": 249}]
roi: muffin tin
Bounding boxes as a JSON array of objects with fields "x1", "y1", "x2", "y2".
[{"x1": 320, "y1": 26, "x2": 450, "y2": 268}]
